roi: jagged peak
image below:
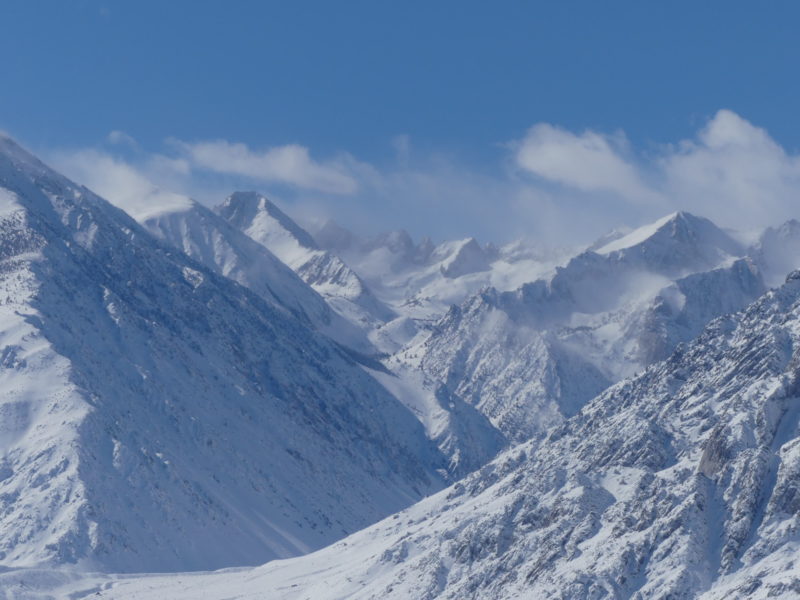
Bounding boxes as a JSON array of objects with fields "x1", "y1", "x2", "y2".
[
  {"x1": 763, "y1": 218, "x2": 800, "y2": 238},
  {"x1": 594, "y1": 210, "x2": 740, "y2": 259},
  {"x1": 0, "y1": 133, "x2": 37, "y2": 163},
  {"x1": 219, "y1": 190, "x2": 272, "y2": 214},
  {"x1": 438, "y1": 237, "x2": 491, "y2": 278},
  {"x1": 217, "y1": 191, "x2": 319, "y2": 251}
]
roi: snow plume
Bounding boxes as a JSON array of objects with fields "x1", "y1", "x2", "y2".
[{"x1": 43, "y1": 110, "x2": 800, "y2": 245}]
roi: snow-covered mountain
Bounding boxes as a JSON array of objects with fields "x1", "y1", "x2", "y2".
[
  {"x1": 53, "y1": 267, "x2": 800, "y2": 599},
  {"x1": 129, "y1": 197, "x2": 374, "y2": 352},
  {"x1": 592, "y1": 210, "x2": 744, "y2": 276},
  {"x1": 314, "y1": 221, "x2": 566, "y2": 327},
  {"x1": 125, "y1": 194, "x2": 516, "y2": 479},
  {"x1": 0, "y1": 135, "x2": 445, "y2": 573},
  {"x1": 406, "y1": 212, "x2": 766, "y2": 443},
  {"x1": 217, "y1": 192, "x2": 395, "y2": 331},
  {"x1": 6, "y1": 129, "x2": 800, "y2": 600}
]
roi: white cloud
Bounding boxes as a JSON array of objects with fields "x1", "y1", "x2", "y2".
[
  {"x1": 661, "y1": 109, "x2": 800, "y2": 231},
  {"x1": 515, "y1": 123, "x2": 661, "y2": 205},
  {"x1": 52, "y1": 149, "x2": 193, "y2": 221},
  {"x1": 173, "y1": 140, "x2": 359, "y2": 195},
  {"x1": 514, "y1": 110, "x2": 800, "y2": 235},
  {"x1": 107, "y1": 130, "x2": 139, "y2": 149},
  {"x1": 43, "y1": 111, "x2": 800, "y2": 247},
  {"x1": 391, "y1": 134, "x2": 411, "y2": 166}
]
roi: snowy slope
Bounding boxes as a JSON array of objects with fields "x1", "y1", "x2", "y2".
[
  {"x1": 217, "y1": 192, "x2": 394, "y2": 330},
  {"x1": 411, "y1": 288, "x2": 611, "y2": 442},
  {"x1": 311, "y1": 221, "x2": 570, "y2": 356},
  {"x1": 45, "y1": 268, "x2": 800, "y2": 599},
  {"x1": 0, "y1": 135, "x2": 445, "y2": 573}
]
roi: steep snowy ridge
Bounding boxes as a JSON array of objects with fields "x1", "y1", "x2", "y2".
[
  {"x1": 5, "y1": 132, "x2": 800, "y2": 599},
  {"x1": 217, "y1": 192, "x2": 394, "y2": 329},
  {"x1": 213, "y1": 197, "x2": 516, "y2": 474},
  {"x1": 0, "y1": 136, "x2": 445, "y2": 573},
  {"x1": 217, "y1": 191, "x2": 320, "y2": 262},
  {"x1": 435, "y1": 238, "x2": 491, "y2": 279},
  {"x1": 366, "y1": 366, "x2": 507, "y2": 479},
  {"x1": 135, "y1": 199, "x2": 373, "y2": 352},
  {"x1": 56, "y1": 268, "x2": 800, "y2": 599}
]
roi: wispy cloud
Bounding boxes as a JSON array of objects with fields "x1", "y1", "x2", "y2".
[
  {"x1": 107, "y1": 130, "x2": 139, "y2": 149},
  {"x1": 514, "y1": 123, "x2": 661, "y2": 205},
  {"x1": 513, "y1": 109, "x2": 800, "y2": 237},
  {"x1": 171, "y1": 139, "x2": 359, "y2": 195},
  {"x1": 51, "y1": 148, "x2": 193, "y2": 221},
  {"x1": 43, "y1": 110, "x2": 800, "y2": 245}
]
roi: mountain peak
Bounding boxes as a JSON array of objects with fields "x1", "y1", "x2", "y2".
[
  {"x1": 594, "y1": 211, "x2": 699, "y2": 255},
  {"x1": 365, "y1": 229, "x2": 415, "y2": 255},
  {"x1": 0, "y1": 133, "x2": 32, "y2": 160},
  {"x1": 226, "y1": 190, "x2": 273, "y2": 212},
  {"x1": 217, "y1": 191, "x2": 319, "y2": 252},
  {"x1": 438, "y1": 237, "x2": 491, "y2": 278},
  {"x1": 592, "y1": 210, "x2": 742, "y2": 276}
]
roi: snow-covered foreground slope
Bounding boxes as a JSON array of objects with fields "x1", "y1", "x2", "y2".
[
  {"x1": 209, "y1": 196, "x2": 518, "y2": 475},
  {"x1": 31, "y1": 268, "x2": 800, "y2": 599},
  {"x1": 111, "y1": 191, "x2": 521, "y2": 479},
  {"x1": 0, "y1": 135, "x2": 445, "y2": 573}
]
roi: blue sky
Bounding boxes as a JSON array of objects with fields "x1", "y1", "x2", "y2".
[{"x1": 2, "y1": 1, "x2": 800, "y2": 243}]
